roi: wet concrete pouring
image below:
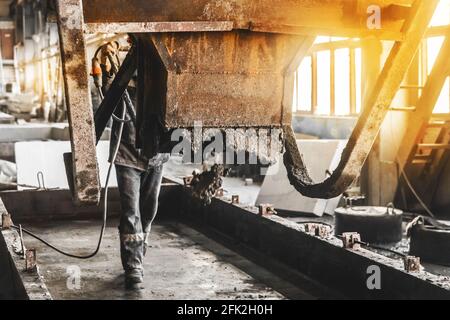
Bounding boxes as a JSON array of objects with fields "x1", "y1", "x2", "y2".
[{"x1": 23, "y1": 218, "x2": 313, "y2": 300}]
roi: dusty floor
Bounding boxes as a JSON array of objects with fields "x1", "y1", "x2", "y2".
[{"x1": 23, "y1": 219, "x2": 313, "y2": 300}]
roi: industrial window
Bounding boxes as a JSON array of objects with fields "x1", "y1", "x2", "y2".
[
  {"x1": 402, "y1": 0, "x2": 450, "y2": 114},
  {"x1": 294, "y1": 0, "x2": 450, "y2": 117},
  {"x1": 424, "y1": 0, "x2": 450, "y2": 114},
  {"x1": 293, "y1": 37, "x2": 362, "y2": 116}
]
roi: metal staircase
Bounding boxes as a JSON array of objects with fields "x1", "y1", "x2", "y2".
[{"x1": 395, "y1": 28, "x2": 450, "y2": 212}]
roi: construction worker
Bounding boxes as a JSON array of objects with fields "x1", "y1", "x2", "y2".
[{"x1": 94, "y1": 41, "x2": 169, "y2": 290}]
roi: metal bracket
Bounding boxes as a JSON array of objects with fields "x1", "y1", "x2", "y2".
[
  {"x1": 304, "y1": 223, "x2": 317, "y2": 235},
  {"x1": 215, "y1": 188, "x2": 224, "y2": 197},
  {"x1": 258, "y1": 204, "x2": 276, "y2": 217},
  {"x1": 404, "y1": 256, "x2": 421, "y2": 273},
  {"x1": 405, "y1": 216, "x2": 425, "y2": 237},
  {"x1": 25, "y1": 249, "x2": 37, "y2": 272},
  {"x1": 231, "y1": 195, "x2": 240, "y2": 205},
  {"x1": 1, "y1": 213, "x2": 12, "y2": 229},
  {"x1": 344, "y1": 194, "x2": 366, "y2": 209},
  {"x1": 341, "y1": 232, "x2": 361, "y2": 250},
  {"x1": 315, "y1": 225, "x2": 332, "y2": 238},
  {"x1": 305, "y1": 223, "x2": 332, "y2": 239},
  {"x1": 183, "y1": 176, "x2": 193, "y2": 186}
]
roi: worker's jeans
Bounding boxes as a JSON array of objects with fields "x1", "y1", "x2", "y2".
[{"x1": 116, "y1": 164, "x2": 164, "y2": 274}]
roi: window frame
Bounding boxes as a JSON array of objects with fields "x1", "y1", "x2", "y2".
[{"x1": 293, "y1": 38, "x2": 362, "y2": 117}]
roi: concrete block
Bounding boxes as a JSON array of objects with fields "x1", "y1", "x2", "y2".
[
  {"x1": 15, "y1": 141, "x2": 117, "y2": 190},
  {"x1": 0, "y1": 112, "x2": 14, "y2": 124}
]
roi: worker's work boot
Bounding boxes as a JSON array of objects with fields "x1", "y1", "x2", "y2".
[
  {"x1": 125, "y1": 269, "x2": 144, "y2": 290},
  {"x1": 120, "y1": 233, "x2": 145, "y2": 290}
]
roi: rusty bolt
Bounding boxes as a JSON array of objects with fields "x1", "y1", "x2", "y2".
[
  {"x1": 315, "y1": 225, "x2": 331, "y2": 238},
  {"x1": 1, "y1": 213, "x2": 12, "y2": 229},
  {"x1": 231, "y1": 195, "x2": 240, "y2": 204},
  {"x1": 341, "y1": 232, "x2": 361, "y2": 249},
  {"x1": 404, "y1": 256, "x2": 421, "y2": 273},
  {"x1": 304, "y1": 223, "x2": 331, "y2": 238},
  {"x1": 304, "y1": 223, "x2": 318, "y2": 235},
  {"x1": 183, "y1": 176, "x2": 193, "y2": 186},
  {"x1": 215, "y1": 188, "x2": 224, "y2": 197},
  {"x1": 258, "y1": 204, "x2": 276, "y2": 217},
  {"x1": 25, "y1": 249, "x2": 37, "y2": 272}
]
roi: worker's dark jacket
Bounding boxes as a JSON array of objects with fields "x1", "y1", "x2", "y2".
[{"x1": 104, "y1": 74, "x2": 169, "y2": 171}]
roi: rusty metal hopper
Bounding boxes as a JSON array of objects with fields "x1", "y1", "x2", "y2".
[
  {"x1": 55, "y1": 0, "x2": 438, "y2": 205},
  {"x1": 136, "y1": 32, "x2": 306, "y2": 129}
]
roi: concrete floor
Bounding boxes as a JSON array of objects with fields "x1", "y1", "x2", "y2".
[{"x1": 23, "y1": 219, "x2": 313, "y2": 300}]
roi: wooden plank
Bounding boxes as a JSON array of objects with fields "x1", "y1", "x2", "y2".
[
  {"x1": 311, "y1": 39, "x2": 362, "y2": 53},
  {"x1": 411, "y1": 159, "x2": 431, "y2": 165},
  {"x1": 432, "y1": 114, "x2": 450, "y2": 121},
  {"x1": 428, "y1": 121, "x2": 448, "y2": 128},
  {"x1": 427, "y1": 25, "x2": 450, "y2": 38},
  {"x1": 56, "y1": 0, "x2": 100, "y2": 205},
  {"x1": 249, "y1": 24, "x2": 405, "y2": 41},
  {"x1": 414, "y1": 154, "x2": 432, "y2": 160},
  {"x1": 418, "y1": 144, "x2": 450, "y2": 150}
]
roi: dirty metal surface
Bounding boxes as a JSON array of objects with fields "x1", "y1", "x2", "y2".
[
  {"x1": 283, "y1": 0, "x2": 439, "y2": 199},
  {"x1": 57, "y1": 0, "x2": 100, "y2": 205},
  {"x1": 85, "y1": 21, "x2": 234, "y2": 34},
  {"x1": 138, "y1": 31, "x2": 306, "y2": 128},
  {"x1": 58, "y1": 0, "x2": 425, "y2": 203},
  {"x1": 410, "y1": 224, "x2": 450, "y2": 266},
  {"x1": 82, "y1": 0, "x2": 410, "y2": 39}
]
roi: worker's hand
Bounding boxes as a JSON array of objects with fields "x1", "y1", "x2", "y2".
[{"x1": 100, "y1": 42, "x2": 121, "y2": 73}]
